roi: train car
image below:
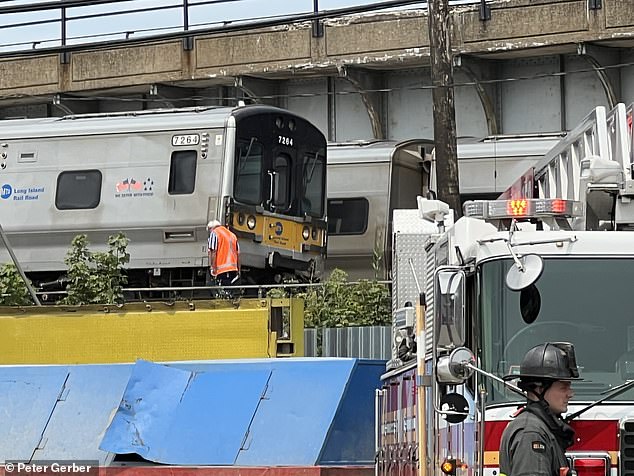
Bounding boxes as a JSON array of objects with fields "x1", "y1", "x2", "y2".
[
  {"x1": 326, "y1": 139, "x2": 433, "y2": 279},
  {"x1": 0, "y1": 105, "x2": 327, "y2": 289},
  {"x1": 326, "y1": 134, "x2": 563, "y2": 280},
  {"x1": 456, "y1": 132, "x2": 564, "y2": 199}
]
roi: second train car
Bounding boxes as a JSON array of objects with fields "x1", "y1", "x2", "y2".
[
  {"x1": 0, "y1": 105, "x2": 327, "y2": 289},
  {"x1": 325, "y1": 134, "x2": 563, "y2": 279}
]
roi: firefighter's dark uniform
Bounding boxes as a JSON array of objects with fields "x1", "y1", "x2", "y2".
[
  {"x1": 499, "y1": 342, "x2": 581, "y2": 476},
  {"x1": 499, "y1": 401, "x2": 573, "y2": 476}
]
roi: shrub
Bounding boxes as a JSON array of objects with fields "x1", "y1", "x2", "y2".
[
  {"x1": 300, "y1": 268, "x2": 391, "y2": 328},
  {"x1": 62, "y1": 233, "x2": 130, "y2": 305},
  {"x1": 0, "y1": 264, "x2": 34, "y2": 306}
]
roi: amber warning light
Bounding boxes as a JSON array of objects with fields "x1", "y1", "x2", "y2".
[
  {"x1": 441, "y1": 459, "x2": 456, "y2": 475},
  {"x1": 463, "y1": 198, "x2": 583, "y2": 220}
]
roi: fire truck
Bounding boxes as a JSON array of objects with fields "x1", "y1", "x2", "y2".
[{"x1": 377, "y1": 102, "x2": 634, "y2": 476}]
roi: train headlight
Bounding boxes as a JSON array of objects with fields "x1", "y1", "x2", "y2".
[
  {"x1": 247, "y1": 215, "x2": 256, "y2": 230},
  {"x1": 237, "y1": 213, "x2": 245, "y2": 226},
  {"x1": 311, "y1": 228, "x2": 318, "y2": 240},
  {"x1": 302, "y1": 226, "x2": 310, "y2": 240}
]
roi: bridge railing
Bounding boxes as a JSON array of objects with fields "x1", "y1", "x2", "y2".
[{"x1": 0, "y1": 0, "x2": 434, "y2": 55}]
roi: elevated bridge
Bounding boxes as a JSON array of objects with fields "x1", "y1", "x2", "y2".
[{"x1": 0, "y1": 0, "x2": 633, "y2": 138}]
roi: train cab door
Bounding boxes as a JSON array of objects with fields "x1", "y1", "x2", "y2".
[
  {"x1": 266, "y1": 150, "x2": 292, "y2": 215},
  {"x1": 261, "y1": 145, "x2": 297, "y2": 252}
]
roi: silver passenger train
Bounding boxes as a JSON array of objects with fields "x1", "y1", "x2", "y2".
[
  {"x1": 0, "y1": 105, "x2": 327, "y2": 289},
  {"x1": 325, "y1": 134, "x2": 563, "y2": 279}
]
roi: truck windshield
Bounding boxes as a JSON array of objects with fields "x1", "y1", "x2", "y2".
[{"x1": 479, "y1": 257, "x2": 634, "y2": 404}]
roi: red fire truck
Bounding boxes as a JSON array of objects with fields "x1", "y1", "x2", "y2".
[{"x1": 376, "y1": 102, "x2": 634, "y2": 476}]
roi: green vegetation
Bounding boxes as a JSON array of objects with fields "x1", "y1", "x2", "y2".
[
  {"x1": 268, "y1": 268, "x2": 391, "y2": 328},
  {"x1": 0, "y1": 264, "x2": 34, "y2": 306},
  {"x1": 301, "y1": 269, "x2": 391, "y2": 328},
  {"x1": 62, "y1": 233, "x2": 130, "y2": 305}
]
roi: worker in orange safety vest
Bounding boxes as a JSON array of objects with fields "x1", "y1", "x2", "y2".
[{"x1": 207, "y1": 220, "x2": 240, "y2": 296}]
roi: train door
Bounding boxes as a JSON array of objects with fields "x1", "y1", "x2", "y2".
[{"x1": 267, "y1": 145, "x2": 292, "y2": 214}]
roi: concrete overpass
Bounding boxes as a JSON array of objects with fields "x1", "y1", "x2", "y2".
[{"x1": 0, "y1": 0, "x2": 633, "y2": 138}]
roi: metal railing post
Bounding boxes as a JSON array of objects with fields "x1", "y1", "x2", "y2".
[
  {"x1": 312, "y1": 0, "x2": 323, "y2": 38},
  {"x1": 182, "y1": 0, "x2": 193, "y2": 50},
  {"x1": 0, "y1": 223, "x2": 41, "y2": 305},
  {"x1": 59, "y1": 6, "x2": 70, "y2": 63}
]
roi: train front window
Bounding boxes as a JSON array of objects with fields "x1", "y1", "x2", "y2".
[
  {"x1": 480, "y1": 257, "x2": 634, "y2": 404},
  {"x1": 271, "y1": 153, "x2": 290, "y2": 210},
  {"x1": 301, "y1": 152, "x2": 325, "y2": 217},
  {"x1": 235, "y1": 139, "x2": 263, "y2": 205}
]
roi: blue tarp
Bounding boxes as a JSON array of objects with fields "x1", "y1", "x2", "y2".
[
  {"x1": 0, "y1": 358, "x2": 384, "y2": 466},
  {"x1": 100, "y1": 360, "x2": 272, "y2": 465},
  {"x1": 0, "y1": 367, "x2": 69, "y2": 461}
]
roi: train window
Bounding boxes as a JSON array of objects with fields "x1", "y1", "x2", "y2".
[
  {"x1": 272, "y1": 153, "x2": 290, "y2": 210},
  {"x1": 327, "y1": 198, "x2": 369, "y2": 235},
  {"x1": 235, "y1": 139, "x2": 263, "y2": 205},
  {"x1": 55, "y1": 170, "x2": 102, "y2": 210},
  {"x1": 168, "y1": 150, "x2": 197, "y2": 195},
  {"x1": 302, "y1": 152, "x2": 325, "y2": 217}
]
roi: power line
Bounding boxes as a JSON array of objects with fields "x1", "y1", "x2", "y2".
[
  {"x1": 0, "y1": 58, "x2": 634, "y2": 108},
  {"x1": 5, "y1": 58, "x2": 628, "y2": 104}
]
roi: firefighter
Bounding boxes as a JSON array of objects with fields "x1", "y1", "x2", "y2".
[
  {"x1": 207, "y1": 220, "x2": 240, "y2": 297},
  {"x1": 499, "y1": 342, "x2": 582, "y2": 476}
]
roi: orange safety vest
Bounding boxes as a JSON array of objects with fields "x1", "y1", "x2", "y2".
[{"x1": 210, "y1": 226, "x2": 239, "y2": 276}]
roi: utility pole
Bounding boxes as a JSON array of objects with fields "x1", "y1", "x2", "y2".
[{"x1": 428, "y1": 0, "x2": 461, "y2": 217}]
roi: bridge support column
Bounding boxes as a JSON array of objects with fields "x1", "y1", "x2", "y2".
[
  {"x1": 577, "y1": 43, "x2": 618, "y2": 110},
  {"x1": 338, "y1": 66, "x2": 386, "y2": 140},
  {"x1": 454, "y1": 55, "x2": 499, "y2": 136}
]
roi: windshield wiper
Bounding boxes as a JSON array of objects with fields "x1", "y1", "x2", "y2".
[
  {"x1": 303, "y1": 152, "x2": 320, "y2": 188},
  {"x1": 565, "y1": 379, "x2": 634, "y2": 422},
  {"x1": 238, "y1": 137, "x2": 256, "y2": 174}
]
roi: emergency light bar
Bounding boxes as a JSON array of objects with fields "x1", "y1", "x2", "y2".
[{"x1": 463, "y1": 198, "x2": 583, "y2": 220}]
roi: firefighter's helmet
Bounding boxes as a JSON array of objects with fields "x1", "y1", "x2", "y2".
[{"x1": 504, "y1": 342, "x2": 582, "y2": 382}]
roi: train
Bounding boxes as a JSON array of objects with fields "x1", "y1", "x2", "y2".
[
  {"x1": 0, "y1": 103, "x2": 566, "y2": 290},
  {"x1": 0, "y1": 105, "x2": 327, "y2": 290},
  {"x1": 325, "y1": 133, "x2": 564, "y2": 279}
]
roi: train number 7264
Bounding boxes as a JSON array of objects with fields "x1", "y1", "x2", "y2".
[{"x1": 278, "y1": 136, "x2": 294, "y2": 147}]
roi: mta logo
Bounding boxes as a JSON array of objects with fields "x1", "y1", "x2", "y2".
[
  {"x1": 274, "y1": 222, "x2": 283, "y2": 236},
  {"x1": 1, "y1": 184, "x2": 12, "y2": 199}
]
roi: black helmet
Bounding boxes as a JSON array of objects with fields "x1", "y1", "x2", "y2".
[{"x1": 504, "y1": 342, "x2": 582, "y2": 382}]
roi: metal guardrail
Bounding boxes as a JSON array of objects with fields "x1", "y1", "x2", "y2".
[
  {"x1": 34, "y1": 280, "x2": 392, "y2": 299},
  {"x1": 1, "y1": 0, "x2": 435, "y2": 55}
]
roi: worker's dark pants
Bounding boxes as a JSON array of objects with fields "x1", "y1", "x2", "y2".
[{"x1": 207, "y1": 270, "x2": 240, "y2": 298}]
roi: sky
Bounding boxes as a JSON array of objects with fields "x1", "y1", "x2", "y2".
[{"x1": 0, "y1": 0, "x2": 476, "y2": 53}]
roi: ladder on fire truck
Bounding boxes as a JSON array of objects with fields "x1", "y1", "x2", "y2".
[{"x1": 499, "y1": 102, "x2": 634, "y2": 231}]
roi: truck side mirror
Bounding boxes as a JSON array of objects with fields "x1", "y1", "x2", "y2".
[
  {"x1": 435, "y1": 269, "x2": 466, "y2": 351},
  {"x1": 505, "y1": 253, "x2": 543, "y2": 291}
]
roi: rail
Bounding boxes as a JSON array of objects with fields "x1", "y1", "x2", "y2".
[
  {"x1": 27, "y1": 280, "x2": 392, "y2": 302},
  {"x1": 0, "y1": 0, "x2": 446, "y2": 56}
]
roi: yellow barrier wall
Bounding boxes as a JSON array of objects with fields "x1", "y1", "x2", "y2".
[{"x1": 0, "y1": 299, "x2": 294, "y2": 364}]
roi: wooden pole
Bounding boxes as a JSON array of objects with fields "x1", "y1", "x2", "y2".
[
  {"x1": 428, "y1": 0, "x2": 462, "y2": 217},
  {"x1": 416, "y1": 292, "x2": 428, "y2": 476}
]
